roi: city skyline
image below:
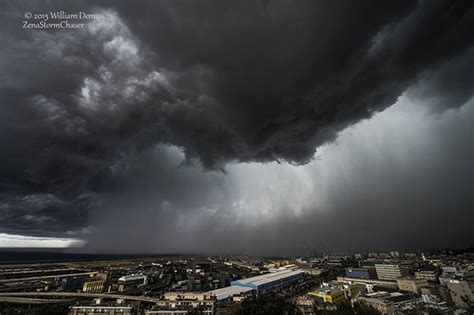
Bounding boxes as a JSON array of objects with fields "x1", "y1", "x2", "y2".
[{"x1": 0, "y1": 1, "x2": 473, "y2": 255}]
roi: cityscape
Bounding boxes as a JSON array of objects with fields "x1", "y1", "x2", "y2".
[
  {"x1": 1, "y1": 0, "x2": 473, "y2": 314},
  {"x1": 0, "y1": 249, "x2": 473, "y2": 314}
]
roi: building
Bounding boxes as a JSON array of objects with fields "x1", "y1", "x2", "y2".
[
  {"x1": 328, "y1": 254, "x2": 351, "y2": 263},
  {"x1": 446, "y1": 279, "x2": 474, "y2": 308},
  {"x1": 146, "y1": 292, "x2": 215, "y2": 315},
  {"x1": 308, "y1": 287, "x2": 345, "y2": 304},
  {"x1": 208, "y1": 285, "x2": 254, "y2": 302},
  {"x1": 375, "y1": 264, "x2": 403, "y2": 281},
  {"x1": 118, "y1": 274, "x2": 147, "y2": 293},
  {"x1": 208, "y1": 269, "x2": 305, "y2": 302},
  {"x1": 336, "y1": 276, "x2": 398, "y2": 289},
  {"x1": 414, "y1": 265, "x2": 438, "y2": 282},
  {"x1": 345, "y1": 267, "x2": 376, "y2": 279},
  {"x1": 61, "y1": 274, "x2": 97, "y2": 292},
  {"x1": 308, "y1": 282, "x2": 357, "y2": 304},
  {"x1": 441, "y1": 266, "x2": 457, "y2": 274},
  {"x1": 69, "y1": 300, "x2": 134, "y2": 315},
  {"x1": 118, "y1": 274, "x2": 147, "y2": 284},
  {"x1": 230, "y1": 269, "x2": 305, "y2": 294},
  {"x1": 383, "y1": 292, "x2": 417, "y2": 309},
  {"x1": 294, "y1": 296, "x2": 315, "y2": 315},
  {"x1": 439, "y1": 273, "x2": 456, "y2": 286},
  {"x1": 83, "y1": 279, "x2": 105, "y2": 293},
  {"x1": 420, "y1": 286, "x2": 453, "y2": 307},
  {"x1": 396, "y1": 278, "x2": 429, "y2": 293},
  {"x1": 368, "y1": 253, "x2": 391, "y2": 259},
  {"x1": 355, "y1": 297, "x2": 395, "y2": 315}
]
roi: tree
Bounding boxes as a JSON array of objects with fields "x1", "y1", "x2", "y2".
[
  {"x1": 314, "y1": 300, "x2": 381, "y2": 315},
  {"x1": 188, "y1": 307, "x2": 205, "y2": 315},
  {"x1": 352, "y1": 301, "x2": 381, "y2": 314},
  {"x1": 228, "y1": 294, "x2": 302, "y2": 315}
]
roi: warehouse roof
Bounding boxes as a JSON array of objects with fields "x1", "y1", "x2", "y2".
[
  {"x1": 207, "y1": 285, "x2": 253, "y2": 301},
  {"x1": 208, "y1": 269, "x2": 305, "y2": 301},
  {"x1": 232, "y1": 270, "x2": 305, "y2": 288}
]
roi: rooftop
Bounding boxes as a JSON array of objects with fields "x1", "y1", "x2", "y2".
[
  {"x1": 207, "y1": 285, "x2": 253, "y2": 301},
  {"x1": 231, "y1": 270, "x2": 304, "y2": 288}
]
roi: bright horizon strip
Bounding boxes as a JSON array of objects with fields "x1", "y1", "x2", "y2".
[{"x1": 0, "y1": 233, "x2": 85, "y2": 248}]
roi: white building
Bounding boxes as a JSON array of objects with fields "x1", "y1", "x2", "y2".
[{"x1": 375, "y1": 264, "x2": 402, "y2": 281}]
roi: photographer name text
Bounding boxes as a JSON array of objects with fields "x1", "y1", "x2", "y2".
[{"x1": 23, "y1": 11, "x2": 105, "y2": 30}]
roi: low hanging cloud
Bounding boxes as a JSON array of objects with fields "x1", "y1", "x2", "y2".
[
  {"x1": 0, "y1": 0, "x2": 473, "y2": 252},
  {"x1": 83, "y1": 97, "x2": 474, "y2": 254}
]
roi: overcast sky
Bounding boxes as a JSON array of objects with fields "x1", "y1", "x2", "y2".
[{"x1": 0, "y1": 0, "x2": 473, "y2": 255}]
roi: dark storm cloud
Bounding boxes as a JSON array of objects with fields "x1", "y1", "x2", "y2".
[
  {"x1": 111, "y1": 0, "x2": 474, "y2": 166},
  {"x1": 84, "y1": 100, "x2": 474, "y2": 254},
  {"x1": 0, "y1": 193, "x2": 95, "y2": 238},
  {"x1": 407, "y1": 48, "x2": 474, "y2": 112},
  {"x1": 0, "y1": 0, "x2": 473, "y2": 251}
]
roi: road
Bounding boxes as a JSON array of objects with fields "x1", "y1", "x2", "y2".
[
  {"x1": 0, "y1": 292, "x2": 161, "y2": 303},
  {"x1": 0, "y1": 271, "x2": 98, "y2": 283},
  {"x1": 0, "y1": 296, "x2": 75, "y2": 304}
]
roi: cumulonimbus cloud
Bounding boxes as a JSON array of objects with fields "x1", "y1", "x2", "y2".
[{"x1": 0, "y1": 0, "x2": 473, "y2": 250}]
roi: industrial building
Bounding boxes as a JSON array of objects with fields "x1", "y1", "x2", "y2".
[
  {"x1": 208, "y1": 269, "x2": 305, "y2": 302},
  {"x1": 118, "y1": 274, "x2": 147, "y2": 284},
  {"x1": 208, "y1": 285, "x2": 254, "y2": 302},
  {"x1": 61, "y1": 273, "x2": 97, "y2": 292},
  {"x1": 118, "y1": 274, "x2": 147, "y2": 293},
  {"x1": 231, "y1": 269, "x2": 305, "y2": 294},
  {"x1": 82, "y1": 279, "x2": 105, "y2": 293}
]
